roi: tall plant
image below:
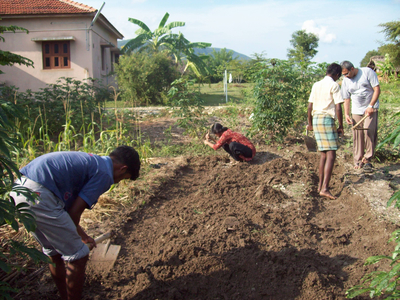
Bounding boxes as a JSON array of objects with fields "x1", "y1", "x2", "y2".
[
  {"x1": 0, "y1": 98, "x2": 50, "y2": 298},
  {"x1": 251, "y1": 59, "x2": 308, "y2": 141},
  {"x1": 167, "y1": 78, "x2": 207, "y2": 139}
]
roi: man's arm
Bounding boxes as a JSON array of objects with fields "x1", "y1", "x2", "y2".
[
  {"x1": 68, "y1": 196, "x2": 96, "y2": 249},
  {"x1": 336, "y1": 103, "x2": 344, "y2": 135},
  {"x1": 365, "y1": 85, "x2": 380, "y2": 116},
  {"x1": 307, "y1": 102, "x2": 313, "y2": 131},
  {"x1": 344, "y1": 98, "x2": 352, "y2": 125}
]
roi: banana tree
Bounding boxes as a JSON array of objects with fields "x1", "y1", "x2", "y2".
[
  {"x1": 122, "y1": 12, "x2": 185, "y2": 54},
  {"x1": 164, "y1": 32, "x2": 211, "y2": 77}
]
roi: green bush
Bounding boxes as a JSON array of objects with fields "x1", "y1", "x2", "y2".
[
  {"x1": 115, "y1": 51, "x2": 180, "y2": 105},
  {"x1": 251, "y1": 59, "x2": 312, "y2": 141}
]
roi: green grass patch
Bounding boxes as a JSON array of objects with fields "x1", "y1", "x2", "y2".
[
  {"x1": 197, "y1": 82, "x2": 255, "y2": 106},
  {"x1": 380, "y1": 81, "x2": 400, "y2": 105}
]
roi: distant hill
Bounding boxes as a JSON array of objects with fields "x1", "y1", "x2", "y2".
[
  {"x1": 117, "y1": 40, "x2": 251, "y2": 61},
  {"x1": 194, "y1": 47, "x2": 251, "y2": 61}
]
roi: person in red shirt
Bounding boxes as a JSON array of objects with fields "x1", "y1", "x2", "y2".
[{"x1": 204, "y1": 123, "x2": 256, "y2": 162}]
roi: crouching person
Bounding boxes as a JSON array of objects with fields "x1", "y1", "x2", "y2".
[
  {"x1": 11, "y1": 146, "x2": 140, "y2": 300},
  {"x1": 204, "y1": 123, "x2": 256, "y2": 162}
]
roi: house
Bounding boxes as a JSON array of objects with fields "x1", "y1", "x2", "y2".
[{"x1": 0, "y1": 0, "x2": 123, "y2": 91}]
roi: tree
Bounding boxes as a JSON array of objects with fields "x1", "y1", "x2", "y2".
[
  {"x1": 378, "y1": 21, "x2": 400, "y2": 69},
  {"x1": 0, "y1": 20, "x2": 34, "y2": 74},
  {"x1": 360, "y1": 49, "x2": 382, "y2": 68},
  {"x1": 287, "y1": 30, "x2": 319, "y2": 68},
  {"x1": 123, "y1": 12, "x2": 185, "y2": 54},
  {"x1": 251, "y1": 59, "x2": 308, "y2": 141},
  {"x1": 205, "y1": 48, "x2": 235, "y2": 83},
  {"x1": 164, "y1": 32, "x2": 211, "y2": 77},
  {"x1": 115, "y1": 51, "x2": 180, "y2": 105},
  {"x1": 122, "y1": 13, "x2": 211, "y2": 77}
]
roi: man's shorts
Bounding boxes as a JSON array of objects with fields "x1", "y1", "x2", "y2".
[{"x1": 11, "y1": 177, "x2": 89, "y2": 262}]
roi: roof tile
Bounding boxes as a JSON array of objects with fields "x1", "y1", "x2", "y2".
[{"x1": 0, "y1": 0, "x2": 96, "y2": 15}]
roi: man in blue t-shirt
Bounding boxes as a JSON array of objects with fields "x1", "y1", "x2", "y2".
[{"x1": 12, "y1": 145, "x2": 140, "y2": 300}]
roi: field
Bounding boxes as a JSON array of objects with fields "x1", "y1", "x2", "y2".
[{"x1": 10, "y1": 103, "x2": 400, "y2": 300}]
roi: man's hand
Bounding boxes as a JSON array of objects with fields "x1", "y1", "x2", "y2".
[
  {"x1": 83, "y1": 235, "x2": 96, "y2": 250},
  {"x1": 345, "y1": 115, "x2": 353, "y2": 125},
  {"x1": 205, "y1": 133, "x2": 210, "y2": 140},
  {"x1": 337, "y1": 126, "x2": 344, "y2": 136},
  {"x1": 306, "y1": 124, "x2": 313, "y2": 131},
  {"x1": 365, "y1": 107, "x2": 375, "y2": 116}
]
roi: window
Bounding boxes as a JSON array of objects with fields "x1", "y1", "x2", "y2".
[{"x1": 42, "y1": 41, "x2": 70, "y2": 69}]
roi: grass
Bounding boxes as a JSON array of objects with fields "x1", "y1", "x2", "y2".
[
  {"x1": 103, "y1": 83, "x2": 255, "y2": 108},
  {"x1": 197, "y1": 82, "x2": 255, "y2": 106}
]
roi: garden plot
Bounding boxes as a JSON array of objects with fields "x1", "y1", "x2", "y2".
[{"x1": 22, "y1": 129, "x2": 400, "y2": 300}]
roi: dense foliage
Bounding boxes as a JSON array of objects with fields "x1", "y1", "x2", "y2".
[
  {"x1": 115, "y1": 52, "x2": 180, "y2": 105},
  {"x1": 287, "y1": 30, "x2": 319, "y2": 70},
  {"x1": 0, "y1": 78, "x2": 111, "y2": 141},
  {"x1": 251, "y1": 59, "x2": 314, "y2": 141}
]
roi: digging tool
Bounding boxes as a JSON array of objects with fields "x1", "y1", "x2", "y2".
[
  {"x1": 352, "y1": 114, "x2": 370, "y2": 130},
  {"x1": 87, "y1": 231, "x2": 121, "y2": 274},
  {"x1": 304, "y1": 129, "x2": 317, "y2": 152}
]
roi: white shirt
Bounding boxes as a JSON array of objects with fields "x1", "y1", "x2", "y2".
[
  {"x1": 341, "y1": 67, "x2": 380, "y2": 115},
  {"x1": 308, "y1": 76, "x2": 344, "y2": 119}
]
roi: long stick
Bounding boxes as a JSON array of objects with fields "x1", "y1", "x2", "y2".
[{"x1": 352, "y1": 114, "x2": 369, "y2": 130}]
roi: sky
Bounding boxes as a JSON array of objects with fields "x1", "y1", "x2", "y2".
[{"x1": 82, "y1": 0, "x2": 400, "y2": 67}]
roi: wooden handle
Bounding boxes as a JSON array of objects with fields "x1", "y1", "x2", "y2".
[
  {"x1": 94, "y1": 231, "x2": 114, "y2": 243},
  {"x1": 352, "y1": 114, "x2": 369, "y2": 130}
]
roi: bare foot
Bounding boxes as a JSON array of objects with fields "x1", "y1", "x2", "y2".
[
  {"x1": 320, "y1": 191, "x2": 337, "y2": 200},
  {"x1": 354, "y1": 162, "x2": 363, "y2": 170}
]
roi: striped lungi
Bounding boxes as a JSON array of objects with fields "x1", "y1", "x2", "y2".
[{"x1": 312, "y1": 114, "x2": 339, "y2": 151}]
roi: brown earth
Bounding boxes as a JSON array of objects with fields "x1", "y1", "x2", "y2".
[{"x1": 9, "y1": 113, "x2": 400, "y2": 300}]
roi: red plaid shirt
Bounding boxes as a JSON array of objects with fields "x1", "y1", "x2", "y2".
[{"x1": 213, "y1": 129, "x2": 256, "y2": 161}]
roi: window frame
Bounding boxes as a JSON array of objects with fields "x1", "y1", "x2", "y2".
[{"x1": 42, "y1": 41, "x2": 71, "y2": 70}]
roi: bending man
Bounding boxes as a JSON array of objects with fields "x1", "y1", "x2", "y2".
[{"x1": 11, "y1": 146, "x2": 140, "y2": 300}]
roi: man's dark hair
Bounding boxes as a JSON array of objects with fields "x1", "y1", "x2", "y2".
[
  {"x1": 340, "y1": 60, "x2": 354, "y2": 70},
  {"x1": 210, "y1": 123, "x2": 228, "y2": 134},
  {"x1": 110, "y1": 145, "x2": 140, "y2": 180},
  {"x1": 326, "y1": 63, "x2": 342, "y2": 77}
]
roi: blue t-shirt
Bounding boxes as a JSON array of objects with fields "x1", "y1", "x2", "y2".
[{"x1": 20, "y1": 151, "x2": 114, "y2": 211}]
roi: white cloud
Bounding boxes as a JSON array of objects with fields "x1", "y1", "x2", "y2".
[{"x1": 302, "y1": 20, "x2": 336, "y2": 43}]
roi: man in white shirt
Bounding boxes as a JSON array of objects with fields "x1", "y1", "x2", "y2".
[
  {"x1": 340, "y1": 60, "x2": 380, "y2": 172},
  {"x1": 307, "y1": 63, "x2": 344, "y2": 199}
]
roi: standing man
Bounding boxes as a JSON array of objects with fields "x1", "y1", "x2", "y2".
[
  {"x1": 340, "y1": 60, "x2": 381, "y2": 171},
  {"x1": 307, "y1": 63, "x2": 344, "y2": 200},
  {"x1": 11, "y1": 146, "x2": 140, "y2": 300}
]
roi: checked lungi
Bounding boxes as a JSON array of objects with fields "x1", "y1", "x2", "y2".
[{"x1": 312, "y1": 113, "x2": 339, "y2": 151}]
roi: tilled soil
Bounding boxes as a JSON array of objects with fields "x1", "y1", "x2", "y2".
[{"x1": 9, "y1": 115, "x2": 400, "y2": 300}]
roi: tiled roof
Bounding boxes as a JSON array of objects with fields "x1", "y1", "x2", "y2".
[{"x1": 0, "y1": 0, "x2": 96, "y2": 15}]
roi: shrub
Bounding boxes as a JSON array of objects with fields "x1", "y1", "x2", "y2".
[{"x1": 115, "y1": 51, "x2": 180, "y2": 105}]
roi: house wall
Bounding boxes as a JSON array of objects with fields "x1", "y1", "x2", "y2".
[{"x1": 0, "y1": 15, "x2": 119, "y2": 91}]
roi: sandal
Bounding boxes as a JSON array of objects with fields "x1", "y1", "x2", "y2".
[{"x1": 363, "y1": 163, "x2": 374, "y2": 173}]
